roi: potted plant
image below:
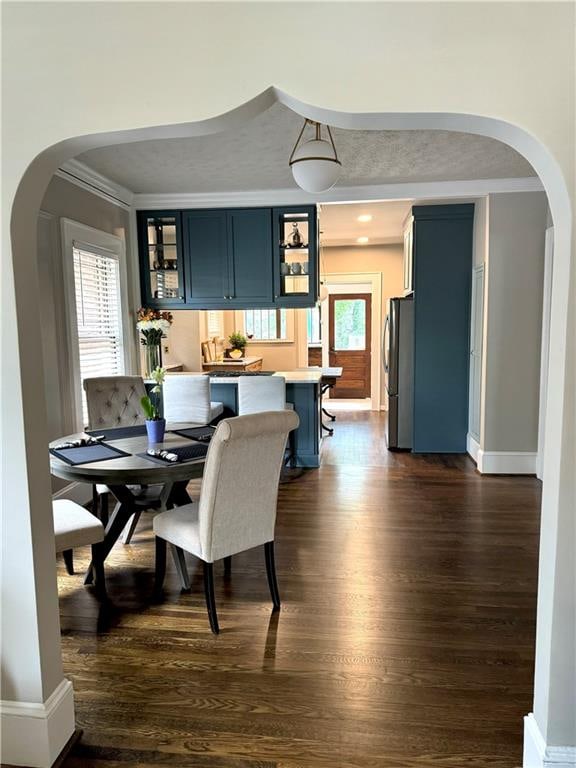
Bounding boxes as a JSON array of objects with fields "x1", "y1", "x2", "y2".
[
  {"x1": 228, "y1": 331, "x2": 247, "y2": 359},
  {"x1": 141, "y1": 366, "x2": 167, "y2": 443},
  {"x1": 137, "y1": 308, "x2": 173, "y2": 376}
]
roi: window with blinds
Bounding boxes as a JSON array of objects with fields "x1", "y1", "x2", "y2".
[
  {"x1": 244, "y1": 309, "x2": 287, "y2": 340},
  {"x1": 206, "y1": 310, "x2": 223, "y2": 338},
  {"x1": 73, "y1": 246, "x2": 124, "y2": 425}
]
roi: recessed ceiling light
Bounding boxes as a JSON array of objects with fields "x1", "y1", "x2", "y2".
[
  {"x1": 357, "y1": 236, "x2": 369, "y2": 244},
  {"x1": 357, "y1": 214, "x2": 372, "y2": 222}
]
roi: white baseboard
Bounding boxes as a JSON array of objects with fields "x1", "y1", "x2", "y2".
[
  {"x1": 0, "y1": 679, "x2": 75, "y2": 767},
  {"x1": 477, "y1": 449, "x2": 537, "y2": 475},
  {"x1": 52, "y1": 481, "x2": 92, "y2": 505},
  {"x1": 467, "y1": 433, "x2": 480, "y2": 463},
  {"x1": 524, "y1": 713, "x2": 576, "y2": 767}
]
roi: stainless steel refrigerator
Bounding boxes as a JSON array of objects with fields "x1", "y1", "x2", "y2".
[{"x1": 384, "y1": 297, "x2": 414, "y2": 450}]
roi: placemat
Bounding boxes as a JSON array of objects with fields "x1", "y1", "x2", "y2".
[
  {"x1": 137, "y1": 443, "x2": 209, "y2": 465},
  {"x1": 86, "y1": 425, "x2": 148, "y2": 440},
  {"x1": 171, "y1": 426, "x2": 216, "y2": 442},
  {"x1": 50, "y1": 442, "x2": 131, "y2": 466}
]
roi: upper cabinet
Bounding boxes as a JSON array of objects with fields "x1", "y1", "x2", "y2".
[
  {"x1": 273, "y1": 206, "x2": 318, "y2": 308},
  {"x1": 138, "y1": 206, "x2": 317, "y2": 310},
  {"x1": 138, "y1": 211, "x2": 186, "y2": 307}
]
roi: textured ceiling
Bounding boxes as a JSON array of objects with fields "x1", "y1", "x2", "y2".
[
  {"x1": 78, "y1": 102, "x2": 536, "y2": 194},
  {"x1": 320, "y1": 201, "x2": 413, "y2": 245}
]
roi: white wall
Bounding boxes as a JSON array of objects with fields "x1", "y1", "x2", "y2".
[{"x1": 2, "y1": 3, "x2": 574, "y2": 766}]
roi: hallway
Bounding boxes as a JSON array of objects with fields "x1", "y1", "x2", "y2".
[{"x1": 60, "y1": 410, "x2": 541, "y2": 768}]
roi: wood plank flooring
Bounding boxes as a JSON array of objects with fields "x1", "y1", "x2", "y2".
[{"x1": 60, "y1": 411, "x2": 541, "y2": 768}]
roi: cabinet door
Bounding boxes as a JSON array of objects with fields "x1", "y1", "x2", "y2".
[
  {"x1": 183, "y1": 210, "x2": 230, "y2": 307},
  {"x1": 226, "y1": 209, "x2": 273, "y2": 307},
  {"x1": 273, "y1": 206, "x2": 318, "y2": 307},
  {"x1": 138, "y1": 211, "x2": 185, "y2": 308}
]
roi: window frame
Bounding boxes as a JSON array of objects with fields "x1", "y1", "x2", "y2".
[
  {"x1": 61, "y1": 219, "x2": 131, "y2": 430},
  {"x1": 234, "y1": 308, "x2": 294, "y2": 344}
]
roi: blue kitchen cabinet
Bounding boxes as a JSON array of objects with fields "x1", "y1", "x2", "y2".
[
  {"x1": 137, "y1": 211, "x2": 186, "y2": 308},
  {"x1": 412, "y1": 204, "x2": 474, "y2": 453}
]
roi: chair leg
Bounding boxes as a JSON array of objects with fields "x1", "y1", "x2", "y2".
[
  {"x1": 264, "y1": 541, "x2": 281, "y2": 610},
  {"x1": 63, "y1": 549, "x2": 74, "y2": 575},
  {"x1": 203, "y1": 562, "x2": 219, "y2": 634},
  {"x1": 155, "y1": 536, "x2": 167, "y2": 592},
  {"x1": 90, "y1": 543, "x2": 106, "y2": 598},
  {"x1": 170, "y1": 545, "x2": 191, "y2": 591},
  {"x1": 223, "y1": 555, "x2": 232, "y2": 578},
  {"x1": 121, "y1": 510, "x2": 142, "y2": 544}
]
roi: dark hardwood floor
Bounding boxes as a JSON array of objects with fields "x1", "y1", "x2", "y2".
[{"x1": 60, "y1": 411, "x2": 541, "y2": 768}]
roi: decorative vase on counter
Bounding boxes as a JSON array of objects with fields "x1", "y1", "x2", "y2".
[
  {"x1": 146, "y1": 343, "x2": 161, "y2": 377},
  {"x1": 146, "y1": 418, "x2": 166, "y2": 444}
]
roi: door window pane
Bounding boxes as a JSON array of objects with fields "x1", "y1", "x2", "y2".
[{"x1": 334, "y1": 299, "x2": 366, "y2": 350}]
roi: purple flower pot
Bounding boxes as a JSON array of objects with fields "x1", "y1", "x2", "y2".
[{"x1": 146, "y1": 418, "x2": 166, "y2": 444}]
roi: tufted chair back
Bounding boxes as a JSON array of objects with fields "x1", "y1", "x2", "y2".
[{"x1": 83, "y1": 376, "x2": 148, "y2": 429}]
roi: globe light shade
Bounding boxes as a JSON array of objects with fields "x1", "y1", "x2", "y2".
[{"x1": 290, "y1": 138, "x2": 342, "y2": 193}]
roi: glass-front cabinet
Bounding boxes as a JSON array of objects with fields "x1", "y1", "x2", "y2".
[
  {"x1": 138, "y1": 211, "x2": 186, "y2": 307},
  {"x1": 273, "y1": 206, "x2": 318, "y2": 307}
]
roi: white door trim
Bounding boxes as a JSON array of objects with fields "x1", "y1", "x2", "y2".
[
  {"x1": 60, "y1": 218, "x2": 131, "y2": 430},
  {"x1": 322, "y1": 271, "x2": 382, "y2": 411},
  {"x1": 536, "y1": 227, "x2": 554, "y2": 481}
]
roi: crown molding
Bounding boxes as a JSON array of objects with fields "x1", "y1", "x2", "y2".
[
  {"x1": 56, "y1": 159, "x2": 134, "y2": 209},
  {"x1": 132, "y1": 176, "x2": 543, "y2": 210}
]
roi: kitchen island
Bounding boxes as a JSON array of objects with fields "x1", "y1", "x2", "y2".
[{"x1": 208, "y1": 370, "x2": 322, "y2": 468}]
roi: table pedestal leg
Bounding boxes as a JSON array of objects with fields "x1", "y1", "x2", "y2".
[{"x1": 84, "y1": 481, "x2": 193, "y2": 586}]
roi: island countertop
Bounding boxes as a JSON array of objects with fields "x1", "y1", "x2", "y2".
[{"x1": 163, "y1": 370, "x2": 323, "y2": 385}]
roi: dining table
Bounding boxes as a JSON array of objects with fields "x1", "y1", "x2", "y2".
[{"x1": 49, "y1": 425, "x2": 207, "y2": 584}]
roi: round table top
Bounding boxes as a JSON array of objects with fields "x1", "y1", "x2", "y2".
[{"x1": 49, "y1": 427, "x2": 206, "y2": 486}]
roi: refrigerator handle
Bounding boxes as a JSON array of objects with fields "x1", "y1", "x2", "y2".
[{"x1": 383, "y1": 315, "x2": 390, "y2": 373}]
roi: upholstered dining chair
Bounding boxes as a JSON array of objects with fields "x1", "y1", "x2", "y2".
[
  {"x1": 163, "y1": 374, "x2": 224, "y2": 425},
  {"x1": 153, "y1": 410, "x2": 299, "y2": 634},
  {"x1": 237, "y1": 374, "x2": 288, "y2": 415},
  {"x1": 237, "y1": 376, "x2": 296, "y2": 467},
  {"x1": 83, "y1": 375, "x2": 162, "y2": 543},
  {"x1": 53, "y1": 500, "x2": 106, "y2": 596}
]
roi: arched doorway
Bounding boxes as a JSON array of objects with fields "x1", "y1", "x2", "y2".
[{"x1": 4, "y1": 90, "x2": 573, "y2": 767}]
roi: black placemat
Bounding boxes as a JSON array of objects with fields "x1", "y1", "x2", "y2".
[
  {"x1": 50, "y1": 442, "x2": 131, "y2": 466},
  {"x1": 171, "y1": 426, "x2": 216, "y2": 443},
  {"x1": 86, "y1": 425, "x2": 148, "y2": 440},
  {"x1": 137, "y1": 443, "x2": 209, "y2": 465}
]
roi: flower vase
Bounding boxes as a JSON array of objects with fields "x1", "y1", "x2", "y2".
[
  {"x1": 146, "y1": 343, "x2": 161, "y2": 377},
  {"x1": 146, "y1": 418, "x2": 166, "y2": 444}
]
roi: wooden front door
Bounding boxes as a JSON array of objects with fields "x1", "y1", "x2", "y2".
[{"x1": 329, "y1": 293, "x2": 372, "y2": 398}]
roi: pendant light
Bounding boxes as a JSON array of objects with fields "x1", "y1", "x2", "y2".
[{"x1": 289, "y1": 119, "x2": 342, "y2": 193}]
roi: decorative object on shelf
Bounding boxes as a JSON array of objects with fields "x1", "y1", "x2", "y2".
[
  {"x1": 302, "y1": 262, "x2": 309, "y2": 275},
  {"x1": 280, "y1": 262, "x2": 291, "y2": 276},
  {"x1": 290, "y1": 222, "x2": 303, "y2": 247},
  {"x1": 291, "y1": 262, "x2": 302, "y2": 275},
  {"x1": 288, "y1": 119, "x2": 342, "y2": 193},
  {"x1": 228, "y1": 330, "x2": 247, "y2": 358},
  {"x1": 141, "y1": 366, "x2": 167, "y2": 443},
  {"x1": 137, "y1": 307, "x2": 173, "y2": 376}
]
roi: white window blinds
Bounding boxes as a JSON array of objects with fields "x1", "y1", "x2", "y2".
[
  {"x1": 73, "y1": 245, "x2": 124, "y2": 425},
  {"x1": 206, "y1": 310, "x2": 223, "y2": 338}
]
